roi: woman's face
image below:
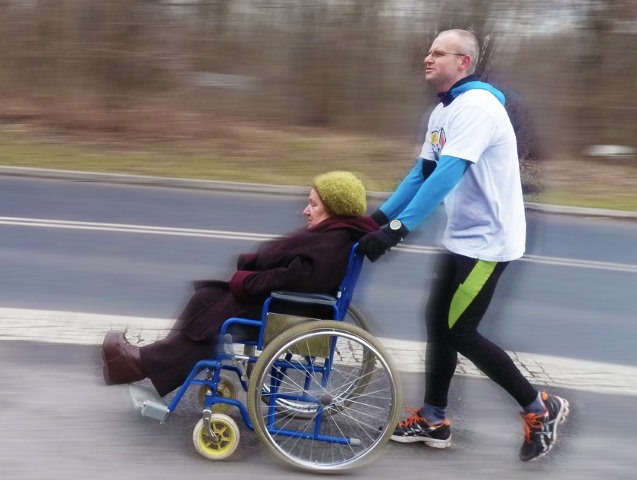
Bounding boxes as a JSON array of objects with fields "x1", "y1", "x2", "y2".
[{"x1": 303, "y1": 188, "x2": 331, "y2": 228}]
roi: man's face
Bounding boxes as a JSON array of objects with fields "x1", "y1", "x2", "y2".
[{"x1": 424, "y1": 33, "x2": 468, "y2": 92}]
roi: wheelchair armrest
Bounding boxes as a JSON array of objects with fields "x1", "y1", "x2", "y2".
[{"x1": 270, "y1": 291, "x2": 337, "y2": 306}]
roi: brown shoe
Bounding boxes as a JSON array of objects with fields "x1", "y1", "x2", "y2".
[{"x1": 102, "y1": 330, "x2": 146, "y2": 385}]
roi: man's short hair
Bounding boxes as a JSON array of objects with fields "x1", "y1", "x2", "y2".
[{"x1": 439, "y1": 29, "x2": 480, "y2": 74}]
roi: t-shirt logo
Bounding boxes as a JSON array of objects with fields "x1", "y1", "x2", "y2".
[
  {"x1": 431, "y1": 128, "x2": 446, "y2": 148},
  {"x1": 430, "y1": 128, "x2": 446, "y2": 160}
]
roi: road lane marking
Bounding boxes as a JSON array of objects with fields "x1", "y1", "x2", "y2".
[
  {"x1": 1, "y1": 307, "x2": 636, "y2": 397},
  {"x1": 400, "y1": 245, "x2": 637, "y2": 273},
  {"x1": 0, "y1": 216, "x2": 273, "y2": 241},
  {"x1": 2, "y1": 216, "x2": 637, "y2": 273}
]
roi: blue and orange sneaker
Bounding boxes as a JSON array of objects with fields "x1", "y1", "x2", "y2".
[
  {"x1": 519, "y1": 392, "x2": 570, "y2": 462},
  {"x1": 390, "y1": 407, "x2": 452, "y2": 448}
]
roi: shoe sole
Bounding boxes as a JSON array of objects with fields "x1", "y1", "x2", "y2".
[
  {"x1": 102, "y1": 365, "x2": 112, "y2": 385},
  {"x1": 390, "y1": 434, "x2": 452, "y2": 449},
  {"x1": 525, "y1": 397, "x2": 570, "y2": 463},
  {"x1": 101, "y1": 330, "x2": 122, "y2": 385},
  {"x1": 101, "y1": 335, "x2": 110, "y2": 384}
]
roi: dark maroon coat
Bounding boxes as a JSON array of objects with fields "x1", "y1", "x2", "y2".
[
  {"x1": 178, "y1": 216, "x2": 379, "y2": 342},
  {"x1": 141, "y1": 215, "x2": 380, "y2": 396}
]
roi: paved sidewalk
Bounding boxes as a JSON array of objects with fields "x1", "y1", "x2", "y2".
[{"x1": 2, "y1": 306, "x2": 636, "y2": 397}]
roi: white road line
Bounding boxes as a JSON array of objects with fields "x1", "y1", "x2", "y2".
[
  {"x1": 2, "y1": 216, "x2": 637, "y2": 272},
  {"x1": 0, "y1": 216, "x2": 274, "y2": 241},
  {"x1": 1, "y1": 307, "x2": 635, "y2": 397}
]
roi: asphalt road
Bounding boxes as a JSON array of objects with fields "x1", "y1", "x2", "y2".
[
  {"x1": 2, "y1": 341, "x2": 636, "y2": 480},
  {"x1": 1, "y1": 175, "x2": 637, "y2": 479},
  {"x1": 1, "y1": 176, "x2": 636, "y2": 365}
]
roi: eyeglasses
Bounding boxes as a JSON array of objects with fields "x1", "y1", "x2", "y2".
[{"x1": 426, "y1": 51, "x2": 467, "y2": 59}]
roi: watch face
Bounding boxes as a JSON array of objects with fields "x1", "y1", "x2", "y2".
[{"x1": 390, "y1": 220, "x2": 402, "y2": 231}]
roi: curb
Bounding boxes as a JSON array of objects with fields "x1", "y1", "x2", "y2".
[
  {"x1": 2, "y1": 307, "x2": 636, "y2": 396},
  {"x1": 524, "y1": 202, "x2": 637, "y2": 220},
  {"x1": 0, "y1": 165, "x2": 311, "y2": 196},
  {"x1": 2, "y1": 165, "x2": 637, "y2": 219}
]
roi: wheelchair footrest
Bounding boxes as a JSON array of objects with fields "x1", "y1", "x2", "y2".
[{"x1": 129, "y1": 384, "x2": 170, "y2": 423}]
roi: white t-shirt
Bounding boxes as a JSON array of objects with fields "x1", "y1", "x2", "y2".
[{"x1": 420, "y1": 89, "x2": 526, "y2": 262}]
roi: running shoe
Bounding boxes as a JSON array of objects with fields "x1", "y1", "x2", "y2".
[
  {"x1": 390, "y1": 406, "x2": 452, "y2": 448},
  {"x1": 519, "y1": 392, "x2": 570, "y2": 462}
]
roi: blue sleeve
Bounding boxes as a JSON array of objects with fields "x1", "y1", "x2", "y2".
[
  {"x1": 378, "y1": 158, "x2": 429, "y2": 220},
  {"x1": 396, "y1": 155, "x2": 469, "y2": 231}
]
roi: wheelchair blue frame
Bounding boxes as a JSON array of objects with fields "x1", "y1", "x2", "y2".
[{"x1": 163, "y1": 242, "x2": 366, "y2": 429}]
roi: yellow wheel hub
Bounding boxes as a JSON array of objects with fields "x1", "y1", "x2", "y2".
[{"x1": 192, "y1": 414, "x2": 240, "y2": 460}]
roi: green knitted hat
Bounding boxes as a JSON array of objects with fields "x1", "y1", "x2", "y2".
[{"x1": 313, "y1": 171, "x2": 367, "y2": 217}]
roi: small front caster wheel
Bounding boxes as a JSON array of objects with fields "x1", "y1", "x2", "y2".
[{"x1": 192, "y1": 413, "x2": 240, "y2": 460}]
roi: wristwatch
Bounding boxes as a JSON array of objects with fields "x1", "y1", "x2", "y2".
[{"x1": 389, "y1": 219, "x2": 403, "y2": 231}]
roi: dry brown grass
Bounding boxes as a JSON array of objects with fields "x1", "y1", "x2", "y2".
[
  {"x1": 539, "y1": 154, "x2": 637, "y2": 211},
  {"x1": 1, "y1": 97, "x2": 636, "y2": 210}
]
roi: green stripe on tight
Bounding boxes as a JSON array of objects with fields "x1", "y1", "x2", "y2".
[{"x1": 448, "y1": 260, "x2": 497, "y2": 329}]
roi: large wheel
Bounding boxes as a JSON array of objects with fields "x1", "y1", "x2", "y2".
[
  {"x1": 344, "y1": 303, "x2": 371, "y2": 332},
  {"x1": 192, "y1": 413, "x2": 240, "y2": 460},
  {"x1": 246, "y1": 304, "x2": 370, "y2": 374},
  {"x1": 248, "y1": 304, "x2": 375, "y2": 418},
  {"x1": 246, "y1": 321, "x2": 402, "y2": 472}
]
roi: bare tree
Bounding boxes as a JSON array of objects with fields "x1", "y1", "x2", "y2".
[{"x1": 0, "y1": 0, "x2": 634, "y2": 163}]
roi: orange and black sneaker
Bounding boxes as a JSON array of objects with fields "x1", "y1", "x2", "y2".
[
  {"x1": 519, "y1": 392, "x2": 570, "y2": 462},
  {"x1": 390, "y1": 406, "x2": 452, "y2": 448}
]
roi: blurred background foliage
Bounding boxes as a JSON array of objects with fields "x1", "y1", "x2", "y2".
[{"x1": 0, "y1": 0, "x2": 636, "y2": 208}]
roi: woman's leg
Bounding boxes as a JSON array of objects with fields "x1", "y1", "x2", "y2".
[
  {"x1": 167, "y1": 286, "x2": 228, "y2": 337},
  {"x1": 140, "y1": 332, "x2": 216, "y2": 398},
  {"x1": 137, "y1": 286, "x2": 228, "y2": 396},
  {"x1": 139, "y1": 286, "x2": 261, "y2": 397}
]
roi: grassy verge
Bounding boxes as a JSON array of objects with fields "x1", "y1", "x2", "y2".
[
  {"x1": 1, "y1": 127, "x2": 636, "y2": 212},
  {"x1": 0, "y1": 128, "x2": 414, "y2": 192},
  {"x1": 537, "y1": 154, "x2": 637, "y2": 212}
]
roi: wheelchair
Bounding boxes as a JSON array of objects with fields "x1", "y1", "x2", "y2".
[{"x1": 129, "y1": 243, "x2": 402, "y2": 472}]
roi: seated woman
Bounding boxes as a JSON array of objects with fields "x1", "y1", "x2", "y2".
[{"x1": 101, "y1": 171, "x2": 379, "y2": 397}]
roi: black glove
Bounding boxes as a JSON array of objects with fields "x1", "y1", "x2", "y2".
[
  {"x1": 359, "y1": 222, "x2": 409, "y2": 262},
  {"x1": 370, "y1": 209, "x2": 389, "y2": 227}
]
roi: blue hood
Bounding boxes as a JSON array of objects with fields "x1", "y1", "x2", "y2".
[{"x1": 451, "y1": 80, "x2": 506, "y2": 106}]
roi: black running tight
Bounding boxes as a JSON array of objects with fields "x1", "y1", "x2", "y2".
[{"x1": 423, "y1": 251, "x2": 538, "y2": 408}]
